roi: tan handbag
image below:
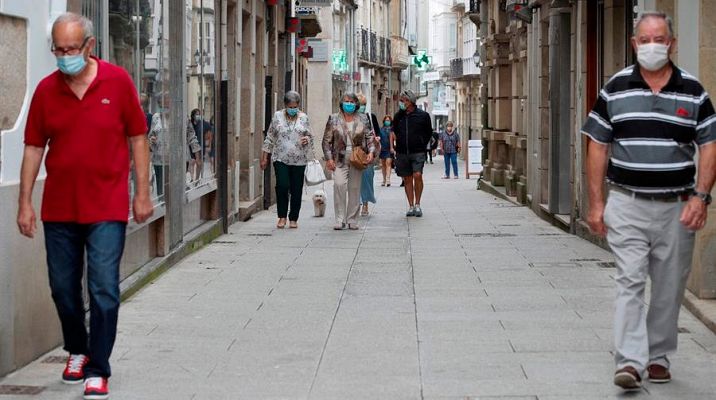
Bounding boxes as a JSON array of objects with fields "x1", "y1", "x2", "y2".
[{"x1": 350, "y1": 147, "x2": 369, "y2": 170}]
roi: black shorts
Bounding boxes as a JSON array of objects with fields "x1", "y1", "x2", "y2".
[{"x1": 395, "y1": 152, "x2": 426, "y2": 177}]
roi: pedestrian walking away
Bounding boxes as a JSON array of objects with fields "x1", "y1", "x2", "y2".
[
  {"x1": 357, "y1": 94, "x2": 381, "y2": 216},
  {"x1": 440, "y1": 121, "x2": 461, "y2": 179},
  {"x1": 378, "y1": 116, "x2": 395, "y2": 187},
  {"x1": 583, "y1": 11, "x2": 716, "y2": 392},
  {"x1": 393, "y1": 89, "x2": 433, "y2": 217},
  {"x1": 261, "y1": 90, "x2": 314, "y2": 229},
  {"x1": 323, "y1": 92, "x2": 375, "y2": 230},
  {"x1": 16, "y1": 12, "x2": 154, "y2": 400},
  {"x1": 426, "y1": 129, "x2": 438, "y2": 164}
]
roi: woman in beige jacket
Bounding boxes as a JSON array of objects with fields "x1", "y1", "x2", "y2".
[{"x1": 322, "y1": 92, "x2": 376, "y2": 230}]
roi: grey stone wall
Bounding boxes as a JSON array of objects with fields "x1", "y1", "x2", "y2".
[{"x1": 0, "y1": 14, "x2": 27, "y2": 131}]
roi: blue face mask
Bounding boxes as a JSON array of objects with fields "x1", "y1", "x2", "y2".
[
  {"x1": 286, "y1": 107, "x2": 299, "y2": 117},
  {"x1": 384, "y1": 121, "x2": 391, "y2": 127},
  {"x1": 358, "y1": 105, "x2": 366, "y2": 114},
  {"x1": 398, "y1": 101, "x2": 406, "y2": 111},
  {"x1": 56, "y1": 54, "x2": 87, "y2": 76},
  {"x1": 342, "y1": 102, "x2": 356, "y2": 114}
]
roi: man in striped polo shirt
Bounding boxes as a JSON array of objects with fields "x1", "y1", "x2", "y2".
[{"x1": 583, "y1": 12, "x2": 716, "y2": 391}]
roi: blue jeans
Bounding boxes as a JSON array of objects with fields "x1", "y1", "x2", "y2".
[
  {"x1": 444, "y1": 152, "x2": 458, "y2": 177},
  {"x1": 44, "y1": 221, "x2": 127, "y2": 378}
]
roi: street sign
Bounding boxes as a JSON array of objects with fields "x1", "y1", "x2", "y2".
[
  {"x1": 423, "y1": 71, "x2": 440, "y2": 81},
  {"x1": 298, "y1": 0, "x2": 332, "y2": 5},
  {"x1": 411, "y1": 49, "x2": 432, "y2": 70},
  {"x1": 467, "y1": 139, "x2": 484, "y2": 176},
  {"x1": 332, "y1": 49, "x2": 349, "y2": 73},
  {"x1": 308, "y1": 39, "x2": 328, "y2": 61}
]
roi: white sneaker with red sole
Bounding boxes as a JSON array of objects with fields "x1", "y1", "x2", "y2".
[
  {"x1": 84, "y1": 377, "x2": 109, "y2": 400},
  {"x1": 62, "y1": 354, "x2": 89, "y2": 384}
]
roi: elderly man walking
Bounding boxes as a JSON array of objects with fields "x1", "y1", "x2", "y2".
[
  {"x1": 393, "y1": 90, "x2": 433, "y2": 217},
  {"x1": 583, "y1": 11, "x2": 716, "y2": 391},
  {"x1": 17, "y1": 12, "x2": 153, "y2": 400}
]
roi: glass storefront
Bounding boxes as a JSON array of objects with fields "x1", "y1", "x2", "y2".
[
  {"x1": 185, "y1": 0, "x2": 217, "y2": 195},
  {"x1": 76, "y1": 0, "x2": 218, "y2": 220}
]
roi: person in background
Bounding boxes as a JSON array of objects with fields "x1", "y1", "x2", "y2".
[
  {"x1": 378, "y1": 115, "x2": 394, "y2": 186},
  {"x1": 440, "y1": 121, "x2": 461, "y2": 179},
  {"x1": 186, "y1": 116, "x2": 202, "y2": 184},
  {"x1": 323, "y1": 92, "x2": 375, "y2": 230},
  {"x1": 393, "y1": 89, "x2": 433, "y2": 217},
  {"x1": 357, "y1": 94, "x2": 380, "y2": 216},
  {"x1": 583, "y1": 11, "x2": 716, "y2": 391},
  {"x1": 260, "y1": 90, "x2": 313, "y2": 229},
  {"x1": 191, "y1": 108, "x2": 213, "y2": 177},
  {"x1": 17, "y1": 13, "x2": 153, "y2": 399},
  {"x1": 426, "y1": 128, "x2": 438, "y2": 164},
  {"x1": 148, "y1": 109, "x2": 166, "y2": 197}
]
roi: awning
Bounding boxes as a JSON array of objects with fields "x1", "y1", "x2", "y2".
[{"x1": 298, "y1": 15, "x2": 322, "y2": 38}]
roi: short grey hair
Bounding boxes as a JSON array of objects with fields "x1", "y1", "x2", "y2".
[
  {"x1": 283, "y1": 90, "x2": 301, "y2": 105},
  {"x1": 53, "y1": 12, "x2": 94, "y2": 40},
  {"x1": 634, "y1": 11, "x2": 674, "y2": 39},
  {"x1": 400, "y1": 89, "x2": 417, "y2": 105},
  {"x1": 341, "y1": 92, "x2": 359, "y2": 108}
]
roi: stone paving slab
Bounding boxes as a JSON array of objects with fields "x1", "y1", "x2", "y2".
[{"x1": 2, "y1": 159, "x2": 716, "y2": 399}]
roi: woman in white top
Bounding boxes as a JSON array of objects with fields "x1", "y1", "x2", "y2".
[{"x1": 261, "y1": 91, "x2": 313, "y2": 229}]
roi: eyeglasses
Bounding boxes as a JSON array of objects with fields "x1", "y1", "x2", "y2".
[{"x1": 51, "y1": 37, "x2": 90, "y2": 56}]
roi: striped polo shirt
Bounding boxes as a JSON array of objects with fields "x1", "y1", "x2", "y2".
[{"x1": 582, "y1": 63, "x2": 716, "y2": 194}]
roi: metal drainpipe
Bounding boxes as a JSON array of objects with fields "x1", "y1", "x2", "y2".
[
  {"x1": 290, "y1": 0, "x2": 296, "y2": 90},
  {"x1": 387, "y1": 0, "x2": 392, "y2": 114},
  {"x1": 479, "y1": 0, "x2": 488, "y2": 164},
  {"x1": 547, "y1": 1, "x2": 571, "y2": 215}
]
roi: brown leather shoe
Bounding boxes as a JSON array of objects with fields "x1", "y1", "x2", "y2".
[
  {"x1": 647, "y1": 364, "x2": 671, "y2": 383},
  {"x1": 614, "y1": 366, "x2": 642, "y2": 390}
]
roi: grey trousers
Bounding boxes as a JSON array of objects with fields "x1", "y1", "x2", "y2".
[
  {"x1": 333, "y1": 163, "x2": 362, "y2": 225},
  {"x1": 604, "y1": 189, "x2": 695, "y2": 375}
]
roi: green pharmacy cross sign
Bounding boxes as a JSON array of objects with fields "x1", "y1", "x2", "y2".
[
  {"x1": 412, "y1": 50, "x2": 432, "y2": 70},
  {"x1": 332, "y1": 50, "x2": 349, "y2": 73}
]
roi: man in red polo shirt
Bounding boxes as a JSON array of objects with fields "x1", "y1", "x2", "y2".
[{"x1": 16, "y1": 12, "x2": 152, "y2": 400}]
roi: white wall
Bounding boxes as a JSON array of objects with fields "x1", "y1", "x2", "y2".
[{"x1": 0, "y1": 0, "x2": 66, "y2": 185}]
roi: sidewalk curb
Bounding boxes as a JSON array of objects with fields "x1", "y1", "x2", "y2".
[
  {"x1": 119, "y1": 220, "x2": 224, "y2": 302},
  {"x1": 683, "y1": 291, "x2": 716, "y2": 335}
]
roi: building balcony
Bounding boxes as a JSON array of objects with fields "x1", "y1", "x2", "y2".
[
  {"x1": 357, "y1": 28, "x2": 392, "y2": 69},
  {"x1": 451, "y1": 0, "x2": 466, "y2": 12},
  {"x1": 390, "y1": 36, "x2": 410, "y2": 70},
  {"x1": 467, "y1": 0, "x2": 481, "y2": 25},
  {"x1": 449, "y1": 57, "x2": 480, "y2": 80}
]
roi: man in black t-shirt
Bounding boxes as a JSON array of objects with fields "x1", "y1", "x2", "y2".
[{"x1": 393, "y1": 90, "x2": 433, "y2": 217}]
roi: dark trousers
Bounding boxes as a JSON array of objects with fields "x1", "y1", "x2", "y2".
[
  {"x1": 154, "y1": 164, "x2": 164, "y2": 197},
  {"x1": 444, "y1": 152, "x2": 459, "y2": 177},
  {"x1": 426, "y1": 150, "x2": 433, "y2": 163},
  {"x1": 44, "y1": 221, "x2": 127, "y2": 378},
  {"x1": 274, "y1": 161, "x2": 306, "y2": 221}
]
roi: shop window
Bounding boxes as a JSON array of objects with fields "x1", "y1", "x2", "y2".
[
  {"x1": 185, "y1": 0, "x2": 217, "y2": 193},
  {"x1": 107, "y1": 0, "x2": 168, "y2": 205}
]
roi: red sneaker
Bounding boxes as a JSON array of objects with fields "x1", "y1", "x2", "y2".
[
  {"x1": 84, "y1": 377, "x2": 109, "y2": 400},
  {"x1": 62, "y1": 354, "x2": 89, "y2": 384}
]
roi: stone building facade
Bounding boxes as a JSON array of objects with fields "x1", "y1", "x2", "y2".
[{"x1": 473, "y1": 0, "x2": 716, "y2": 300}]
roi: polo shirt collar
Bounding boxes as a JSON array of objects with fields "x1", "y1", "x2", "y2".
[
  {"x1": 55, "y1": 56, "x2": 105, "y2": 97},
  {"x1": 629, "y1": 60, "x2": 683, "y2": 89}
]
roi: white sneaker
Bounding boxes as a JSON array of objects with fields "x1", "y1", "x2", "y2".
[{"x1": 414, "y1": 205, "x2": 423, "y2": 217}]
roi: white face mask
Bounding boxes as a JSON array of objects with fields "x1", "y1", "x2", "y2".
[{"x1": 637, "y1": 43, "x2": 670, "y2": 71}]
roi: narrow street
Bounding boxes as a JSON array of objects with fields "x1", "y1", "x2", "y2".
[{"x1": 3, "y1": 160, "x2": 716, "y2": 400}]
